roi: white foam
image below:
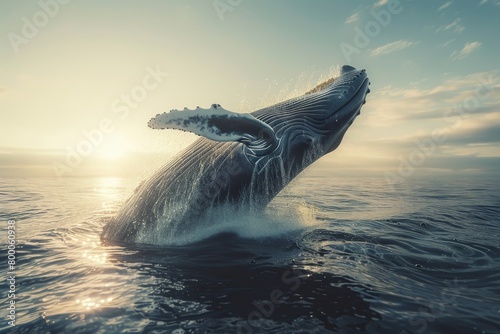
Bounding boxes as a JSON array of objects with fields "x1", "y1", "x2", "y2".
[{"x1": 146, "y1": 200, "x2": 321, "y2": 246}]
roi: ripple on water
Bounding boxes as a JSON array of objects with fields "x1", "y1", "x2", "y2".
[{"x1": 1, "y1": 176, "x2": 499, "y2": 333}]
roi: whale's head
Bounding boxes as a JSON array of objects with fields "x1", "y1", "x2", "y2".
[
  {"x1": 251, "y1": 65, "x2": 370, "y2": 169},
  {"x1": 312, "y1": 65, "x2": 370, "y2": 154}
]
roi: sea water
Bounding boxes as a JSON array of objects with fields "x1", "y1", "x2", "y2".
[{"x1": 0, "y1": 175, "x2": 499, "y2": 333}]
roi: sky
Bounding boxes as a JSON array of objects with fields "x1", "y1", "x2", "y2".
[{"x1": 0, "y1": 0, "x2": 499, "y2": 181}]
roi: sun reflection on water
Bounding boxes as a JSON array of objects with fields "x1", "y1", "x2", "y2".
[
  {"x1": 77, "y1": 237, "x2": 108, "y2": 264},
  {"x1": 65, "y1": 178, "x2": 130, "y2": 313},
  {"x1": 93, "y1": 177, "x2": 125, "y2": 212},
  {"x1": 72, "y1": 234, "x2": 117, "y2": 311},
  {"x1": 76, "y1": 296, "x2": 114, "y2": 311}
]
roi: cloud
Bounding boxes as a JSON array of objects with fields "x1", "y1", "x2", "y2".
[
  {"x1": 365, "y1": 70, "x2": 500, "y2": 125},
  {"x1": 436, "y1": 18, "x2": 465, "y2": 33},
  {"x1": 394, "y1": 113, "x2": 500, "y2": 146},
  {"x1": 373, "y1": 116, "x2": 500, "y2": 159},
  {"x1": 370, "y1": 40, "x2": 417, "y2": 57},
  {"x1": 345, "y1": 12, "x2": 360, "y2": 24},
  {"x1": 450, "y1": 41, "x2": 482, "y2": 60},
  {"x1": 438, "y1": 1, "x2": 453, "y2": 11},
  {"x1": 0, "y1": 86, "x2": 6, "y2": 94},
  {"x1": 373, "y1": 0, "x2": 388, "y2": 8},
  {"x1": 442, "y1": 39, "x2": 455, "y2": 47},
  {"x1": 477, "y1": 0, "x2": 500, "y2": 5},
  {"x1": 480, "y1": 0, "x2": 500, "y2": 5},
  {"x1": 446, "y1": 119, "x2": 500, "y2": 147},
  {"x1": 361, "y1": 69, "x2": 500, "y2": 174},
  {"x1": 331, "y1": 70, "x2": 500, "y2": 175}
]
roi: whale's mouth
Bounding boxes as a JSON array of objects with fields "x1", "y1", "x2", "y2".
[
  {"x1": 312, "y1": 66, "x2": 370, "y2": 131},
  {"x1": 314, "y1": 66, "x2": 370, "y2": 153},
  {"x1": 334, "y1": 75, "x2": 370, "y2": 122}
]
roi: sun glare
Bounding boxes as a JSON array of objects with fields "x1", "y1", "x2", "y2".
[{"x1": 95, "y1": 135, "x2": 129, "y2": 160}]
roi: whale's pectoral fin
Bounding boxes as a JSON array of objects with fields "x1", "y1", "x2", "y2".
[{"x1": 148, "y1": 104, "x2": 278, "y2": 155}]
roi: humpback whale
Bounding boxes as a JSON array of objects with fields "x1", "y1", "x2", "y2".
[{"x1": 102, "y1": 65, "x2": 370, "y2": 244}]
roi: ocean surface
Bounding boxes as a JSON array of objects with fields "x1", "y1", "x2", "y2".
[{"x1": 1, "y1": 175, "x2": 499, "y2": 333}]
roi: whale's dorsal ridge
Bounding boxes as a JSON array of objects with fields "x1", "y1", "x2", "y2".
[{"x1": 148, "y1": 105, "x2": 278, "y2": 155}]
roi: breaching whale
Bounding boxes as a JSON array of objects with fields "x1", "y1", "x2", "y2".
[{"x1": 102, "y1": 65, "x2": 370, "y2": 244}]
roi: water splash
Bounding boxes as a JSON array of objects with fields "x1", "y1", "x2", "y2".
[{"x1": 134, "y1": 199, "x2": 320, "y2": 246}]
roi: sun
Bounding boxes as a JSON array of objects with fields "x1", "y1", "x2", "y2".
[{"x1": 94, "y1": 134, "x2": 129, "y2": 160}]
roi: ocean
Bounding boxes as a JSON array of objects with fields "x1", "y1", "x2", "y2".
[{"x1": 1, "y1": 175, "x2": 499, "y2": 333}]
